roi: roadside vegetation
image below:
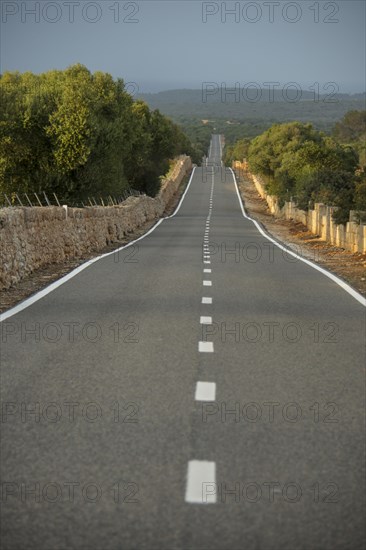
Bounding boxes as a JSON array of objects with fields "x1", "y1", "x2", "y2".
[
  {"x1": 0, "y1": 64, "x2": 199, "y2": 203},
  {"x1": 225, "y1": 113, "x2": 366, "y2": 224}
]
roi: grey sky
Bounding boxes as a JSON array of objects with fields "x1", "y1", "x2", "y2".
[{"x1": 1, "y1": 0, "x2": 365, "y2": 93}]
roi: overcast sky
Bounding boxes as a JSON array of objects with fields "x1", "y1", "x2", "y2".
[{"x1": 1, "y1": 0, "x2": 365, "y2": 93}]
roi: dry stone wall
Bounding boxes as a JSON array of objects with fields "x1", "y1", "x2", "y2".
[
  {"x1": 0, "y1": 156, "x2": 192, "y2": 290},
  {"x1": 233, "y1": 162, "x2": 366, "y2": 255}
]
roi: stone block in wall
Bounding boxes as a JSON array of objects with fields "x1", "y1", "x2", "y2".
[
  {"x1": 362, "y1": 225, "x2": 366, "y2": 254},
  {"x1": 346, "y1": 221, "x2": 362, "y2": 253}
]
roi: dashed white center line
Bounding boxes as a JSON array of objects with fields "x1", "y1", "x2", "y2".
[
  {"x1": 185, "y1": 461, "x2": 216, "y2": 504},
  {"x1": 203, "y1": 268, "x2": 211, "y2": 273},
  {"x1": 202, "y1": 297, "x2": 212, "y2": 304},
  {"x1": 203, "y1": 260, "x2": 211, "y2": 264},
  {"x1": 195, "y1": 381, "x2": 216, "y2": 401},
  {"x1": 199, "y1": 341, "x2": 214, "y2": 352},
  {"x1": 200, "y1": 316, "x2": 212, "y2": 324},
  {"x1": 203, "y1": 280, "x2": 212, "y2": 286}
]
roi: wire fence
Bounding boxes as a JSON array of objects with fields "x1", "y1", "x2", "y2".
[{"x1": 0, "y1": 188, "x2": 143, "y2": 209}]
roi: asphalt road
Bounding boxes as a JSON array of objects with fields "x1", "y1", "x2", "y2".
[{"x1": 1, "y1": 135, "x2": 365, "y2": 550}]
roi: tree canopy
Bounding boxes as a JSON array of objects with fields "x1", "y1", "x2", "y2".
[
  {"x1": 233, "y1": 120, "x2": 363, "y2": 224},
  {"x1": 0, "y1": 65, "x2": 197, "y2": 202}
]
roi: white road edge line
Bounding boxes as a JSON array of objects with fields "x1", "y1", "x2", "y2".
[
  {"x1": 0, "y1": 168, "x2": 198, "y2": 322},
  {"x1": 195, "y1": 381, "x2": 216, "y2": 401},
  {"x1": 230, "y1": 168, "x2": 366, "y2": 307},
  {"x1": 185, "y1": 460, "x2": 216, "y2": 504}
]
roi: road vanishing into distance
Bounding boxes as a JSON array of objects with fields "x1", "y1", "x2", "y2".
[{"x1": 1, "y1": 135, "x2": 365, "y2": 550}]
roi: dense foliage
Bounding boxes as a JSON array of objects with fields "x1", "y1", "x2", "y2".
[
  {"x1": 0, "y1": 65, "x2": 196, "y2": 202},
  {"x1": 333, "y1": 111, "x2": 366, "y2": 215},
  {"x1": 225, "y1": 120, "x2": 364, "y2": 224},
  {"x1": 224, "y1": 138, "x2": 251, "y2": 166}
]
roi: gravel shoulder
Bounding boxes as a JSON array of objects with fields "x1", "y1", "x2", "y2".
[{"x1": 236, "y1": 169, "x2": 366, "y2": 298}]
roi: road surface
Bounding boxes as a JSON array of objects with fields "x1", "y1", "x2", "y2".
[{"x1": 1, "y1": 135, "x2": 365, "y2": 550}]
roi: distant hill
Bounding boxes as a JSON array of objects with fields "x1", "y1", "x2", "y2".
[
  {"x1": 137, "y1": 88, "x2": 366, "y2": 131},
  {"x1": 139, "y1": 88, "x2": 365, "y2": 104}
]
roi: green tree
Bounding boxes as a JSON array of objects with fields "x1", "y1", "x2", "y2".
[
  {"x1": 0, "y1": 65, "x2": 196, "y2": 203},
  {"x1": 224, "y1": 138, "x2": 251, "y2": 166},
  {"x1": 247, "y1": 121, "x2": 359, "y2": 222}
]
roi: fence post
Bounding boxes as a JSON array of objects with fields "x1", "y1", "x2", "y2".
[
  {"x1": 4, "y1": 194, "x2": 12, "y2": 207},
  {"x1": 43, "y1": 192, "x2": 51, "y2": 206},
  {"x1": 34, "y1": 193, "x2": 43, "y2": 207},
  {"x1": 15, "y1": 194, "x2": 24, "y2": 206},
  {"x1": 24, "y1": 193, "x2": 33, "y2": 207},
  {"x1": 53, "y1": 193, "x2": 61, "y2": 207}
]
